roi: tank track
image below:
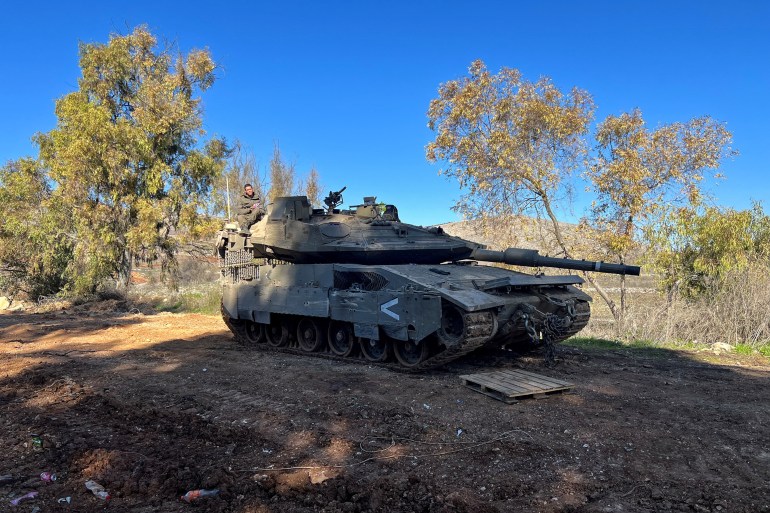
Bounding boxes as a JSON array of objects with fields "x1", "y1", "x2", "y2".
[
  {"x1": 547, "y1": 299, "x2": 591, "y2": 344},
  {"x1": 489, "y1": 299, "x2": 591, "y2": 348},
  {"x1": 412, "y1": 310, "x2": 496, "y2": 371},
  {"x1": 221, "y1": 304, "x2": 496, "y2": 372}
]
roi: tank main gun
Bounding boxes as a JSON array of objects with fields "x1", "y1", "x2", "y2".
[{"x1": 469, "y1": 248, "x2": 640, "y2": 276}]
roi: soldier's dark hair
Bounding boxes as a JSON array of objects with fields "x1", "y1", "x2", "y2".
[{"x1": 244, "y1": 183, "x2": 253, "y2": 189}]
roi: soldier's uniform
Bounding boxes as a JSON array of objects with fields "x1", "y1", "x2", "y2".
[{"x1": 237, "y1": 192, "x2": 265, "y2": 230}]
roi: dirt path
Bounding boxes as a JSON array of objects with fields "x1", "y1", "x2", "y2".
[{"x1": 1, "y1": 307, "x2": 768, "y2": 512}]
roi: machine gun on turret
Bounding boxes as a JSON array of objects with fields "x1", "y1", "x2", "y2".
[{"x1": 323, "y1": 186, "x2": 347, "y2": 213}]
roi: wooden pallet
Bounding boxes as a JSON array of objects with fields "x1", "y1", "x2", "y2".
[{"x1": 459, "y1": 369, "x2": 574, "y2": 404}]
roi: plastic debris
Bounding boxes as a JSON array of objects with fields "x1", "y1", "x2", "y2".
[
  {"x1": 57, "y1": 497, "x2": 72, "y2": 504},
  {"x1": 0, "y1": 474, "x2": 14, "y2": 484},
  {"x1": 31, "y1": 434, "x2": 43, "y2": 450},
  {"x1": 85, "y1": 480, "x2": 111, "y2": 501},
  {"x1": 40, "y1": 472, "x2": 57, "y2": 483},
  {"x1": 9, "y1": 491, "x2": 38, "y2": 506},
  {"x1": 180, "y1": 488, "x2": 220, "y2": 503}
]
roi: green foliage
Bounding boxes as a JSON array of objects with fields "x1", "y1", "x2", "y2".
[
  {"x1": 0, "y1": 158, "x2": 73, "y2": 297},
  {"x1": 650, "y1": 203, "x2": 770, "y2": 297},
  {"x1": 12, "y1": 26, "x2": 229, "y2": 295},
  {"x1": 734, "y1": 343, "x2": 754, "y2": 356},
  {"x1": 563, "y1": 337, "x2": 626, "y2": 350}
]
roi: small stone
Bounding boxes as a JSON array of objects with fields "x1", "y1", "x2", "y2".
[{"x1": 7, "y1": 302, "x2": 25, "y2": 312}]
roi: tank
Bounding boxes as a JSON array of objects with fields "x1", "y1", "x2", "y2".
[{"x1": 215, "y1": 187, "x2": 640, "y2": 370}]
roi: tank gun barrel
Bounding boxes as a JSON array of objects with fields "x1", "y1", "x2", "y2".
[{"x1": 470, "y1": 248, "x2": 640, "y2": 276}]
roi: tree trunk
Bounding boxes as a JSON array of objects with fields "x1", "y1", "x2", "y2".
[
  {"x1": 116, "y1": 249, "x2": 133, "y2": 291},
  {"x1": 583, "y1": 272, "x2": 621, "y2": 322},
  {"x1": 542, "y1": 196, "x2": 622, "y2": 323}
]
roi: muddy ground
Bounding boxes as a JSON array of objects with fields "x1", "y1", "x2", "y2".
[{"x1": 1, "y1": 303, "x2": 768, "y2": 512}]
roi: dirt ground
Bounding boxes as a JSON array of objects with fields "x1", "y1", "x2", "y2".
[{"x1": 1, "y1": 302, "x2": 768, "y2": 513}]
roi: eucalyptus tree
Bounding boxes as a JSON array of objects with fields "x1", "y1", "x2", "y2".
[{"x1": 35, "y1": 26, "x2": 227, "y2": 292}]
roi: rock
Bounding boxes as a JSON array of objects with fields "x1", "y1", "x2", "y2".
[
  {"x1": 710, "y1": 342, "x2": 733, "y2": 354},
  {"x1": 7, "y1": 302, "x2": 25, "y2": 312}
]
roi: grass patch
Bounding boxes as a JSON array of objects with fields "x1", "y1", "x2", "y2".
[
  {"x1": 143, "y1": 284, "x2": 222, "y2": 315},
  {"x1": 734, "y1": 343, "x2": 754, "y2": 356},
  {"x1": 567, "y1": 336, "x2": 770, "y2": 363},
  {"x1": 564, "y1": 337, "x2": 625, "y2": 350},
  {"x1": 564, "y1": 336, "x2": 670, "y2": 357}
]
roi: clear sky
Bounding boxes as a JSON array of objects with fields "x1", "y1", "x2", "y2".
[{"x1": 1, "y1": 1, "x2": 768, "y2": 226}]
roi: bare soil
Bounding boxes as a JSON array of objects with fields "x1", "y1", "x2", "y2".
[{"x1": 1, "y1": 304, "x2": 768, "y2": 512}]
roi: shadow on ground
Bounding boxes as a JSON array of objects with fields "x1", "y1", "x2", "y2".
[{"x1": 1, "y1": 309, "x2": 768, "y2": 513}]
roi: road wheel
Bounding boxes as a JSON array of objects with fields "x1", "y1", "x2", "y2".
[
  {"x1": 297, "y1": 318, "x2": 326, "y2": 352},
  {"x1": 243, "y1": 321, "x2": 266, "y2": 345},
  {"x1": 266, "y1": 317, "x2": 291, "y2": 347},
  {"x1": 437, "y1": 303, "x2": 466, "y2": 347},
  {"x1": 360, "y1": 336, "x2": 390, "y2": 363},
  {"x1": 327, "y1": 321, "x2": 356, "y2": 357},
  {"x1": 394, "y1": 339, "x2": 430, "y2": 368}
]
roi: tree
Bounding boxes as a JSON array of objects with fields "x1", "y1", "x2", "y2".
[
  {"x1": 650, "y1": 203, "x2": 770, "y2": 299},
  {"x1": 34, "y1": 26, "x2": 227, "y2": 293},
  {"x1": 427, "y1": 59, "x2": 595, "y2": 261},
  {"x1": 427, "y1": 60, "x2": 594, "y2": 252},
  {"x1": 304, "y1": 166, "x2": 322, "y2": 207},
  {"x1": 0, "y1": 158, "x2": 72, "y2": 297},
  {"x1": 267, "y1": 143, "x2": 296, "y2": 202},
  {"x1": 582, "y1": 109, "x2": 734, "y2": 318}
]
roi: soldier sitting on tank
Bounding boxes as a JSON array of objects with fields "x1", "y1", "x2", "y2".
[{"x1": 236, "y1": 183, "x2": 265, "y2": 231}]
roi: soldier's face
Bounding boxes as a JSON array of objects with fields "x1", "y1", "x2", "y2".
[{"x1": 244, "y1": 186, "x2": 254, "y2": 197}]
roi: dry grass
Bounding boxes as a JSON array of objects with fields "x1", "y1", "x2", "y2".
[{"x1": 585, "y1": 266, "x2": 770, "y2": 353}]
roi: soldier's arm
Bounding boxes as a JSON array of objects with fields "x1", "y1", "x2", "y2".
[{"x1": 237, "y1": 200, "x2": 252, "y2": 215}]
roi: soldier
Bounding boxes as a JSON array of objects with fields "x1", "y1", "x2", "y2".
[{"x1": 236, "y1": 183, "x2": 265, "y2": 230}]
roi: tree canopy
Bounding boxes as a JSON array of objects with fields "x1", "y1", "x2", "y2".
[
  {"x1": 427, "y1": 59, "x2": 595, "y2": 251},
  {"x1": 0, "y1": 26, "x2": 227, "y2": 296},
  {"x1": 427, "y1": 60, "x2": 737, "y2": 323}
]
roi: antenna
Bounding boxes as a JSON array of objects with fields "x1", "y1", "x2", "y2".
[{"x1": 225, "y1": 175, "x2": 232, "y2": 221}]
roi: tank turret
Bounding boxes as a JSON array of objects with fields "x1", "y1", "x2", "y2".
[
  {"x1": 223, "y1": 187, "x2": 640, "y2": 276},
  {"x1": 216, "y1": 188, "x2": 641, "y2": 370}
]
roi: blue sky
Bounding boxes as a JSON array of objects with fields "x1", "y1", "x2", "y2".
[{"x1": 1, "y1": 1, "x2": 768, "y2": 226}]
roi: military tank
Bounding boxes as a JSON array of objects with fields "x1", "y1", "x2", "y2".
[{"x1": 215, "y1": 187, "x2": 640, "y2": 370}]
